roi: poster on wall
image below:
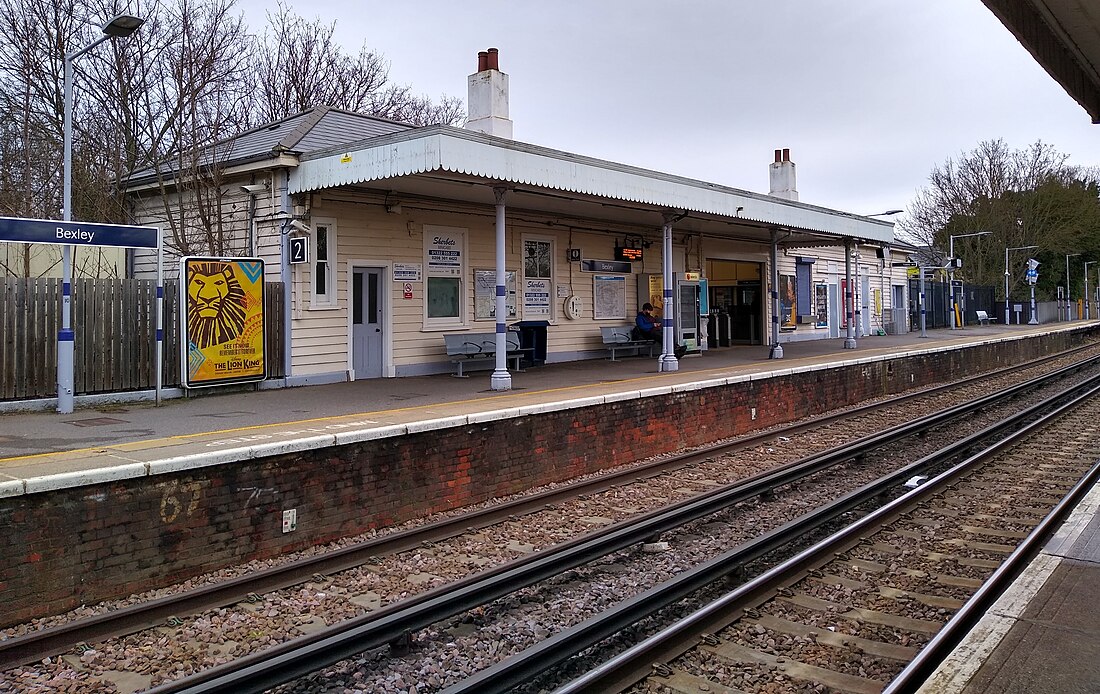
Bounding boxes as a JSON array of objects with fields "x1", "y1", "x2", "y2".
[
  {"x1": 840, "y1": 278, "x2": 848, "y2": 328},
  {"x1": 646, "y1": 275, "x2": 665, "y2": 319},
  {"x1": 779, "y1": 274, "x2": 796, "y2": 327},
  {"x1": 815, "y1": 283, "x2": 829, "y2": 328},
  {"x1": 474, "y1": 269, "x2": 517, "y2": 319},
  {"x1": 180, "y1": 257, "x2": 265, "y2": 388},
  {"x1": 523, "y1": 278, "x2": 552, "y2": 316},
  {"x1": 426, "y1": 232, "x2": 462, "y2": 276},
  {"x1": 593, "y1": 275, "x2": 626, "y2": 319}
]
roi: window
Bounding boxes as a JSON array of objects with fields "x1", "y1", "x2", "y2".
[
  {"x1": 424, "y1": 225, "x2": 466, "y2": 326},
  {"x1": 311, "y1": 218, "x2": 337, "y2": 308},
  {"x1": 522, "y1": 237, "x2": 554, "y2": 318}
]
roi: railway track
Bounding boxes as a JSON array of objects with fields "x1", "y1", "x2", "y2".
[
  {"x1": 3, "y1": 344, "x2": 1100, "y2": 692},
  {"x1": 133, "y1": 354, "x2": 1100, "y2": 693},
  {"x1": 545, "y1": 376, "x2": 1100, "y2": 693}
]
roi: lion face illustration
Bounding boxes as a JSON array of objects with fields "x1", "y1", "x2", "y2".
[{"x1": 186, "y1": 262, "x2": 247, "y2": 349}]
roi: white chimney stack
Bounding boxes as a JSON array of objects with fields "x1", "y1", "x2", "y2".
[
  {"x1": 465, "y1": 47, "x2": 513, "y2": 139},
  {"x1": 768, "y1": 148, "x2": 798, "y2": 201}
]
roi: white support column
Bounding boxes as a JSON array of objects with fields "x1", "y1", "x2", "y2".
[
  {"x1": 844, "y1": 239, "x2": 857, "y2": 349},
  {"x1": 491, "y1": 187, "x2": 512, "y2": 391},
  {"x1": 769, "y1": 228, "x2": 783, "y2": 359},
  {"x1": 659, "y1": 219, "x2": 678, "y2": 372}
]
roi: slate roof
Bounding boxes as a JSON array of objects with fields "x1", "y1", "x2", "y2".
[{"x1": 125, "y1": 106, "x2": 414, "y2": 185}]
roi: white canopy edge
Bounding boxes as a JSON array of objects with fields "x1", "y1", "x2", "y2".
[{"x1": 291, "y1": 126, "x2": 894, "y2": 244}]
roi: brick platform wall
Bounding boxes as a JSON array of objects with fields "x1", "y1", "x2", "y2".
[{"x1": 1, "y1": 327, "x2": 1094, "y2": 625}]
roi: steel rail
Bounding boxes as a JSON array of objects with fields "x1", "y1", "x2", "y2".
[
  {"x1": 551, "y1": 380, "x2": 1100, "y2": 694},
  {"x1": 144, "y1": 361, "x2": 1100, "y2": 693},
  {"x1": 5, "y1": 348, "x2": 1088, "y2": 670},
  {"x1": 881, "y1": 458, "x2": 1100, "y2": 694},
  {"x1": 439, "y1": 372, "x2": 1100, "y2": 693}
]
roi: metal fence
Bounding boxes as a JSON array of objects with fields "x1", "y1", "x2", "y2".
[
  {"x1": 0, "y1": 278, "x2": 284, "y2": 400},
  {"x1": 907, "y1": 280, "x2": 997, "y2": 329}
]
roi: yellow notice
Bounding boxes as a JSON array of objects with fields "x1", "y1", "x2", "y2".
[{"x1": 183, "y1": 258, "x2": 266, "y2": 388}]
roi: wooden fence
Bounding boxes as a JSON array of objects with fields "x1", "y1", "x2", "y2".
[{"x1": 0, "y1": 278, "x2": 285, "y2": 400}]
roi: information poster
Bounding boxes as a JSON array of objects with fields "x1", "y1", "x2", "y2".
[
  {"x1": 779, "y1": 274, "x2": 796, "y2": 327},
  {"x1": 181, "y1": 257, "x2": 265, "y2": 388},
  {"x1": 593, "y1": 275, "x2": 626, "y2": 319},
  {"x1": 815, "y1": 283, "x2": 829, "y2": 328},
  {"x1": 474, "y1": 269, "x2": 517, "y2": 319},
  {"x1": 523, "y1": 278, "x2": 552, "y2": 316},
  {"x1": 426, "y1": 232, "x2": 462, "y2": 276}
]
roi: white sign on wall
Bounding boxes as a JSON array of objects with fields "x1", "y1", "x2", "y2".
[
  {"x1": 427, "y1": 233, "x2": 462, "y2": 276},
  {"x1": 393, "y1": 262, "x2": 422, "y2": 281},
  {"x1": 523, "y1": 278, "x2": 552, "y2": 316}
]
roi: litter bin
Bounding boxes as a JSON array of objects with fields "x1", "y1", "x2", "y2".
[{"x1": 512, "y1": 320, "x2": 549, "y2": 366}]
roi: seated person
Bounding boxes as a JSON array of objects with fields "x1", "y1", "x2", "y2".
[{"x1": 634, "y1": 303, "x2": 662, "y2": 342}]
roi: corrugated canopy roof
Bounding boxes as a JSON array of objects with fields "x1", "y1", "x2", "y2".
[{"x1": 293, "y1": 126, "x2": 895, "y2": 246}]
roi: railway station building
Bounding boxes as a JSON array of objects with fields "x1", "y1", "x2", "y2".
[{"x1": 125, "y1": 50, "x2": 906, "y2": 389}]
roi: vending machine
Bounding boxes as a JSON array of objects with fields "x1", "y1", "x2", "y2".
[{"x1": 638, "y1": 272, "x2": 707, "y2": 353}]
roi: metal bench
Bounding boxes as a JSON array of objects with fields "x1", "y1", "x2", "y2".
[
  {"x1": 975, "y1": 310, "x2": 996, "y2": 326},
  {"x1": 443, "y1": 332, "x2": 530, "y2": 377},
  {"x1": 600, "y1": 325, "x2": 656, "y2": 361}
]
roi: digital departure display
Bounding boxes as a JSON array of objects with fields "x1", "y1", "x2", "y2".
[{"x1": 615, "y1": 246, "x2": 643, "y2": 262}]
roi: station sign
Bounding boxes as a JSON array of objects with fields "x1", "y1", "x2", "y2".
[
  {"x1": 580, "y1": 259, "x2": 632, "y2": 274},
  {"x1": 0, "y1": 216, "x2": 158, "y2": 248}
]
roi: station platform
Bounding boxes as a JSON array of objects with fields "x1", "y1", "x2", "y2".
[
  {"x1": 0, "y1": 323, "x2": 1068, "y2": 493},
  {"x1": 1, "y1": 321, "x2": 1099, "y2": 692}
]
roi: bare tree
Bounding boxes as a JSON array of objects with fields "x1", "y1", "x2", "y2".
[
  {"x1": 252, "y1": 3, "x2": 464, "y2": 126},
  {"x1": 899, "y1": 139, "x2": 1100, "y2": 298}
]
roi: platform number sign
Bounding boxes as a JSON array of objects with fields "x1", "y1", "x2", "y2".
[{"x1": 289, "y1": 236, "x2": 308, "y2": 265}]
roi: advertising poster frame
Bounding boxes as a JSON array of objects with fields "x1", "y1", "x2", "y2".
[{"x1": 180, "y1": 256, "x2": 266, "y2": 388}]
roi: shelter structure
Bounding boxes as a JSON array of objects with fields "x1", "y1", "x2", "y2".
[{"x1": 126, "y1": 50, "x2": 907, "y2": 389}]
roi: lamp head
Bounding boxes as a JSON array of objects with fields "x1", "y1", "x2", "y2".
[
  {"x1": 101, "y1": 14, "x2": 144, "y2": 37},
  {"x1": 240, "y1": 183, "x2": 269, "y2": 195}
]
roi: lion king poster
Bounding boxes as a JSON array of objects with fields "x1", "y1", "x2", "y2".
[{"x1": 180, "y1": 257, "x2": 266, "y2": 388}]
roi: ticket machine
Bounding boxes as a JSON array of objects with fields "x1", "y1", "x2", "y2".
[{"x1": 638, "y1": 272, "x2": 708, "y2": 353}]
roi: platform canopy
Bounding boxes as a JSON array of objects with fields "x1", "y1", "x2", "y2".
[
  {"x1": 291, "y1": 126, "x2": 895, "y2": 249},
  {"x1": 982, "y1": 0, "x2": 1100, "y2": 123}
]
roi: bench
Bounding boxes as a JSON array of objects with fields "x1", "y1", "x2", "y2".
[
  {"x1": 601, "y1": 325, "x2": 656, "y2": 361},
  {"x1": 444, "y1": 332, "x2": 531, "y2": 377},
  {"x1": 975, "y1": 310, "x2": 996, "y2": 326}
]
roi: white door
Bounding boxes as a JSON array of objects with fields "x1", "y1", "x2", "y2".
[{"x1": 352, "y1": 267, "x2": 383, "y2": 378}]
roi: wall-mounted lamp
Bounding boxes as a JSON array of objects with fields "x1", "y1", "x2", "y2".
[
  {"x1": 287, "y1": 219, "x2": 311, "y2": 235},
  {"x1": 385, "y1": 202, "x2": 403, "y2": 214},
  {"x1": 241, "y1": 183, "x2": 269, "y2": 195}
]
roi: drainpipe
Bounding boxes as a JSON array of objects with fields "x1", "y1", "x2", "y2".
[{"x1": 278, "y1": 169, "x2": 293, "y2": 382}]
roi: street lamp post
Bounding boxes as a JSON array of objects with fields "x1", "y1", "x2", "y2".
[
  {"x1": 1004, "y1": 245, "x2": 1038, "y2": 325},
  {"x1": 1065, "y1": 253, "x2": 1081, "y2": 320},
  {"x1": 948, "y1": 231, "x2": 991, "y2": 329},
  {"x1": 59, "y1": 14, "x2": 144, "y2": 414},
  {"x1": 1086, "y1": 261, "x2": 1098, "y2": 320}
]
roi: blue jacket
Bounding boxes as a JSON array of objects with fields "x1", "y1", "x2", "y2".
[{"x1": 636, "y1": 311, "x2": 659, "y2": 332}]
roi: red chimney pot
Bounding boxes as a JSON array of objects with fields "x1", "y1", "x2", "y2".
[
  {"x1": 487, "y1": 47, "x2": 499, "y2": 70},
  {"x1": 478, "y1": 51, "x2": 488, "y2": 72},
  {"x1": 774, "y1": 149, "x2": 782, "y2": 163},
  {"x1": 782, "y1": 148, "x2": 790, "y2": 161}
]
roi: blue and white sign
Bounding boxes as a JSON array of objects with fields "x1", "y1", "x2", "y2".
[
  {"x1": 523, "y1": 278, "x2": 552, "y2": 316},
  {"x1": 0, "y1": 216, "x2": 158, "y2": 249}
]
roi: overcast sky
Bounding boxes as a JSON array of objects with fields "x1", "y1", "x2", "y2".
[{"x1": 239, "y1": 0, "x2": 1096, "y2": 220}]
